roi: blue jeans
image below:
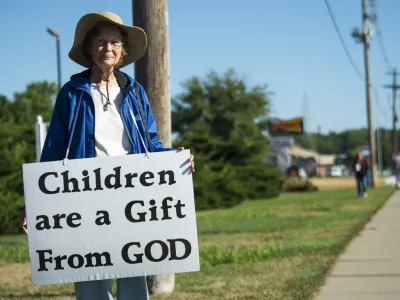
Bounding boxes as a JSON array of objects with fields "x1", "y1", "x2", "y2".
[
  {"x1": 74, "y1": 276, "x2": 149, "y2": 300},
  {"x1": 363, "y1": 175, "x2": 368, "y2": 189},
  {"x1": 395, "y1": 170, "x2": 400, "y2": 184}
]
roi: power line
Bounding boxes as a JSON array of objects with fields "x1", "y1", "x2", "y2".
[
  {"x1": 324, "y1": 0, "x2": 389, "y2": 121},
  {"x1": 386, "y1": 93, "x2": 391, "y2": 108},
  {"x1": 324, "y1": 0, "x2": 364, "y2": 81},
  {"x1": 372, "y1": 86, "x2": 389, "y2": 120},
  {"x1": 369, "y1": 0, "x2": 393, "y2": 119},
  {"x1": 371, "y1": 1, "x2": 392, "y2": 70}
]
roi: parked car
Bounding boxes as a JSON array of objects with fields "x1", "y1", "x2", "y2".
[{"x1": 328, "y1": 165, "x2": 343, "y2": 177}]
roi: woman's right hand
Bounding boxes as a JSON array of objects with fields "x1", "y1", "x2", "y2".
[{"x1": 20, "y1": 213, "x2": 28, "y2": 234}]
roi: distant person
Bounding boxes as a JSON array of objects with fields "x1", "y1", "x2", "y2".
[
  {"x1": 393, "y1": 151, "x2": 400, "y2": 188},
  {"x1": 20, "y1": 11, "x2": 194, "y2": 300},
  {"x1": 352, "y1": 152, "x2": 368, "y2": 198},
  {"x1": 299, "y1": 168, "x2": 307, "y2": 179}
]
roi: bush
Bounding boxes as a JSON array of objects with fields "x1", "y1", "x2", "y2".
[
  {"x1": 237, "y1": 165, "x2": 283, "y2": 200},
  {"x1": 192, "y1": 155, "x2": 245, "y2": 210},
  {"x1": 192, "y1": 154, "x2": 283, "y2": 210},
  {"x1": 0, "y1": 191, "x2": 24, "y2": 234},
  {"x1": 284, "y1": 178, "x2": 319, "y2": 193}
]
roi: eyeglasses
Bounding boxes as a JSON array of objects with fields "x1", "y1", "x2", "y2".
[{"x1": 94, "y1": 39, "x2": 123, "y2": 49}]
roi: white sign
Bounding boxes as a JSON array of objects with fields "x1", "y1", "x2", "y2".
[
  {"x1": 269, "y1": 136, "x2": 294, "y2": 149},
  {"x1": 22, "y1": 150, "x2": 199, "y2": 286}
]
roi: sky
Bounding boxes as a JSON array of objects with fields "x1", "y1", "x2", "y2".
[{"x1": 1, "y1": 0, "x2": 399, "y2": 134}]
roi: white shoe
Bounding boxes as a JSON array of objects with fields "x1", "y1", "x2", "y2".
[{"x1": 363, "y1": 193, "x2": 368, "y2": 198}]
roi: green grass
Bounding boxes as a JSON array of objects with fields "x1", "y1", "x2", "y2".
[
  {"x1": 0, "y1": 187, "x2": 395, "y2": 300},
  {"x1": 0, "y1": 235, "x2": 29, "y2": 263}
]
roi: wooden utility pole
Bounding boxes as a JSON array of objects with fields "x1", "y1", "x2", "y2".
[
  {"x1": 351, "y1": 0, "x2": 377, "y2": 187},
  {"x1": 361, "y1": 0, "x2": 377, "y2": 187},
  {"x1": 384, "y1": 68, "x2": 400, "y2": 164},
  {"x1": 132, "y1": 0, "x2": 174, "y2": 294},
  {"x1": 133, "y1": 0, "x2": 171, "y2": 148}
]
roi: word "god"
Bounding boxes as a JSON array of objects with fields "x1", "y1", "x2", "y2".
[{"x1": 36, "y1": 238, "x2": 191, "y2": 271}]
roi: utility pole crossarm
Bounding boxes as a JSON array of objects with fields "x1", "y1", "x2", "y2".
[
  {"x1": 383, "y1": 85, "x2": 400, "y2": 88},
  {"x1": 385, "y1": 69, "x2": 400, "y2": 76}
]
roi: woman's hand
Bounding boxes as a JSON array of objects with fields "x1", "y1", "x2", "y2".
[
  {"x1": 20, "y1": 214, "x2": 28, "y2": 234},
  {"x1": 177, "y1": 147, "x2": 195, "y2": 172}
]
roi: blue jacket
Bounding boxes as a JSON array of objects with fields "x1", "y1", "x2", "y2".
[{"x1": 40, "y1": 69, "x2": 173, "y2": 162}]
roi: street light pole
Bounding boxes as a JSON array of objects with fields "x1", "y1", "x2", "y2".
[{"x1": 47, "y1": 28, "x2": 61, "y2": 91}]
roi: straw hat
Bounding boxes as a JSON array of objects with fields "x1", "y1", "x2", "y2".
[{"x1": 68, "y1": 12, "x2": 147, "y2": 68}]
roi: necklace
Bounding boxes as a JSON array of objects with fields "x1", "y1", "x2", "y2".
[
  {"x1": 102, "y1": 76, "x2": 112, "y2": 112},
  {"x1": 94, "y1": 78, "x2": 116, "y2": 112},
  {"x1": 94, "y1": 64, "x2": 115, "y2": 112}
]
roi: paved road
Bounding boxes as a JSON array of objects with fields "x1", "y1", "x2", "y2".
[{"x1": 314, "y1": 191, "x2": 400, "y2": 300}]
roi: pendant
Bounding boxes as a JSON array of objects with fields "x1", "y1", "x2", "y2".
[{"x1": 103, "y1": 104, "x2": 109, "y2": 112}]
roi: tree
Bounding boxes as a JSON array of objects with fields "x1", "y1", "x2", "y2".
[
  {"x1": 12, "y1": 81, "x2": 55, "y2": 124},
  {"x1": 0, "y1": 81, "x2": 56, "y2": 234},
  {"x1": 172, "y1": 69, "x2": 283, "y2": 209}
]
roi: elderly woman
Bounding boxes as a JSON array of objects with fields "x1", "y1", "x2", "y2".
[{"x1": 22, "y1": 11, "x2": 194, "y2": 300}]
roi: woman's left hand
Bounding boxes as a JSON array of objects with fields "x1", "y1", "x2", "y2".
[{"x1": 177, "y1": 147, "x2": 195, "y2": 172}]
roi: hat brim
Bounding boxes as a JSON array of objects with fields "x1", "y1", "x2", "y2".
[{"x1": 68, "y1": 13, "x2": 147, "y2": 69}]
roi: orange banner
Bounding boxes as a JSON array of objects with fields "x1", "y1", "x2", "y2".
[{"x1": 269, "y1": 117, "x2": 304, "y2": 136}]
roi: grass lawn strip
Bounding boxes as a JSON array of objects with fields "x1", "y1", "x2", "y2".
[{"x1": 0, "y1": 187, "x2": 394, "y2": 300}]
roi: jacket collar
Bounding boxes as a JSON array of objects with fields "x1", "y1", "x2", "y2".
[{"x1": 69, "y1": 68, "x2": 134, "y2": 93}]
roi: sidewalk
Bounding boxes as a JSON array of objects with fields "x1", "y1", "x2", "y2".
[{"x1": 314, "y1": 191, "x2": 400, "y2": 300}]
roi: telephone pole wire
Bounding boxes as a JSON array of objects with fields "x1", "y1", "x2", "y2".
[
  {"x1": 351, "y1": 0, "x2": 377, "y2": 187},
  {"x1": 383, "y1": 68, "x2": 400, "y2": 165}
]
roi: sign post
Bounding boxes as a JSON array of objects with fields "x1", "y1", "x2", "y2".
[{"x1": 34, "y1": 115, "x2": 49, "y2": 163}]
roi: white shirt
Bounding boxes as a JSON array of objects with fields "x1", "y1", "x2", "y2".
[{"x1": 90, "y1": 84, "x2": 132, "y2": 157}]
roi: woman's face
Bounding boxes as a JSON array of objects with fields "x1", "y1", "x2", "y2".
[{"x1": 90, "y1": 23, "x2": 124, "y2": 69}]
